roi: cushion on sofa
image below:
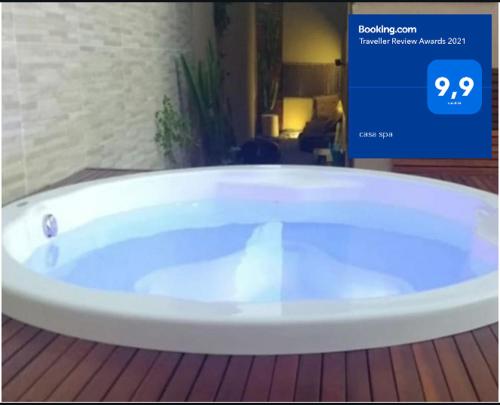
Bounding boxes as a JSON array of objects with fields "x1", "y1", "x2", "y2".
[
  {"x1": 302, "y1": 118, "x2": 334, "y2": 134},
  {"x1": 314, "y1": 95, "x2": 341, "y2": 121}
]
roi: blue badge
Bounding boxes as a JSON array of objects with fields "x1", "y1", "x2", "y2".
[{"x1": 427, "y1": 59, "x2": 482, "y2": 115}]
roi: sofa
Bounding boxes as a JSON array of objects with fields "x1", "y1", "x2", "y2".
[{"x1": 298, "y1": 95, "x2": 342, "y2": 153}]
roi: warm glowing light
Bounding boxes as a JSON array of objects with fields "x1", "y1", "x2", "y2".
[
  {"x1": 261, "y1": 114, "x2": 279, "y2": 138},
  {"x1": 282, "y1": 97, "x2": 313, "y2": 131},
  {"x1": 336, "y1": 99, "x2": 344, "y2": 115}
]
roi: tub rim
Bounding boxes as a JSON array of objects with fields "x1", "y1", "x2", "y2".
[{"x1": 2, "y1": 165, "x2": 498, "y2": 354}]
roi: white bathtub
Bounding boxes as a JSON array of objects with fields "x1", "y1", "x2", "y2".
[{"x1": 2, "y1": 166, "x2": 498, "y2": 354}]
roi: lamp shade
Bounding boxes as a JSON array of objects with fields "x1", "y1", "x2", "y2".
[{"x1": 261, "y1": 114, "x2": 279, "y2": 138}]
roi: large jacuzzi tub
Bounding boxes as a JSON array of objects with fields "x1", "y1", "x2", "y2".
[{"x1": 2, "y1": 166, "x2": 498, "y2": 354}]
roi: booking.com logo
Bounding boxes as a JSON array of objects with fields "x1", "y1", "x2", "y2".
[{"x1": 358, "y1": 25, "x2": 417, "y2": 35}]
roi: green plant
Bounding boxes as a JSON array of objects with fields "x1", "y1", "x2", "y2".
[
  {"x1": 258, "y1": 10, "x2": 281, "y2": 113},
  {"x1": 154, "y1": 95, "x2": 194, "y2": 164},
  {"x1": 179, "y1": 40, "x2": 235, "y2": 164}
]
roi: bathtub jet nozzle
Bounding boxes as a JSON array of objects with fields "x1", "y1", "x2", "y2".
[{"x1": 42, "y1": 214, "x2": 58, "y2": 238}]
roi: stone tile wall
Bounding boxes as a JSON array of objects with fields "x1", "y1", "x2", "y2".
[{"x1": 2, "y1": 3, "x2": 198, "y2": 203}]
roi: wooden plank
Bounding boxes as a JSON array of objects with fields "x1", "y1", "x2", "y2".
[
  {"x1": 47, "y1": 343, "x2": 115, "y2": 401},
  {"x1": 3, "y1": 326, "x2": 41, "y2": 363},
  {"x1": 215, "y1": 355, "x2": 253, "y2": 402},
  {"x1": 2, "y1": 330, "x2": 57, "y2": 386},
  {"x1": 476, "y1": 175, "x2": 491, "y2": 190},
  {"x1": 160, "y1": 353, "x2": 205, "y2": 402},
  {"x1": 462, "y1": 175, "x2": 485, "y2": 189},
  {"x1": 412, "y1": 341, "x2": 451, "y2": 401},
  {"x1": 454, "y1": 332, "x2": 498, "y2": 401},
  {"x1": 368, "y1": 347, "x2": 398, "y2": 401},
  {"x1": 490, "y1": 323, "x2": 498, "y2": 339},
  {"x1": 459, "y1": 175, "x2": 480, "y2": 189},
  {"x1": 482, "y1": 176, "x2": 499, "y2": 193},
  {"x1": 393, "y1": 158, "x2": 498, "y2": 167},
  {"x1": 187, "y1": 355, "x2": 229, "y2": 402},
  {"x1": 75, "y1": 346, "x2": 137, "y2": 401},
  {"x1": 321, "y1": 352, "x2": 346, "y2": 402},
  {"x1": 19, "y1": 340, "x2": 95, "y2": 401},
  {"x1": 466, "y1": 175, "x2": 490, "y2": 191},
  {"x1": 2, "y1": 319, "x2": 26, "y2": 343},
  {"x1": 102, "y1": 349, "x2": 159, "y2": 402},
  {"x1": 433, "y1": 336, "x2": 477, "y2": 401},
  {"x1": 268, "y1": 355, "x2": 299, "y2": 402},
  {"x1": 452, "y1": 174, "x2": 470, "y2": 187},
  {"x1": 390, "y1": 344, "x2": 424, "y2": 402},
  {"x1": 395, "y1": 166, "x2": 498, "y2": 175},
  {"x1": 472, "y1": 327, "x2": 498, "y2": 382},
  {"x1": 439, "y1": 174, "x2": 459, "y2": 185},
  {"x1": 482, "y1": 176, "x2": 496, "y2": 192},
  {"x1": 479, "y1": 176, "x2": 497, "y2": 192},
  {"x1": 346, "y1": 350, "x2": 371, "y2": 402},
  {"x1": 3, "y1": 335, "x2": 74, "y2": 401},
  {"x1": 294, "y1": 354, "x2": 322, "y2": 402},
  {"x1": 241, "y1": 355, "x2": 275, "y2": 402},
  {"x1": 131, "y1": 352, "x2": 182, "y2": 402},
  {"x1": 467, "y1": 175, "x2": 489, "y2": 191}
]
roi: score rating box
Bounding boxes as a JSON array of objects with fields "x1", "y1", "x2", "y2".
[{"x1": 427, "y1": 59, "x2": 482, "y2": 115}]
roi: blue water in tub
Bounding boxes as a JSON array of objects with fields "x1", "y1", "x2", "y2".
[{"x1": 25, "y1": 199, "x2": 497, "y2": 303}]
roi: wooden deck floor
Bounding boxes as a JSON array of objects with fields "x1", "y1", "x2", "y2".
[{"x1": 2, "y1": 168, "x2": 499, "y2": 402}]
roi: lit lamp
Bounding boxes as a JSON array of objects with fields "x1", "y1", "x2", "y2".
[
  {"x1": 261, "y1": 113, "x2": 280, "y2": 138},
  {"x1": 336, "y1": 98, "x2": 344, "y2": 119},
  {"x1": 332, "y1": 98, "x2": 346, "y2": 166},
  {"x1": 281, "y1": 63, "x2": 335, "y2": 132}
]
